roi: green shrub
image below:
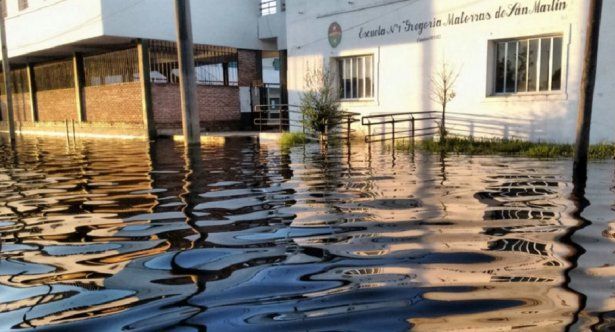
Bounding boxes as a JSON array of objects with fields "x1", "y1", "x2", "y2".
[
  {"x1": 299, "y1": 67, "x2": 342, "y2": 135},
  {"x1": 280, "y1": 132, "x2": 307, "y2": 147}
]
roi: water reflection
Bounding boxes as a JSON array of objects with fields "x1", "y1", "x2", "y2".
[{"x1": 0, "y1": 135, "x2": 614, "y2": 331}]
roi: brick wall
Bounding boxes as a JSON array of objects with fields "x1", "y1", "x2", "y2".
[
  {"x1": 238, "y1": 49, "x2": 260, "y2": 87},
  {"x1": 152, "y1": 84, "x2": 241, "y2": 131},
  {"x1": 84, "y1": 82, "x2": 143, "y2": 124},
  {"x1": 37, "y1": 88, "x2": 77, "y2": 122},
  {"x1": 1, "y1": 93, "x2": 32, "y2": 122}
]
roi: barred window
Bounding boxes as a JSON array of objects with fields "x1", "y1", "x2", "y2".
[
  {"x1": 84, "y1": 48, "x2": 139, "y2": 86},
  {"x1": 494, "y1": 36, "x2": 563, "y2": 94},
  {"x1": 339, "y1": 55, "x2": 374, "y2": 100},
  {"x1": 260, "y1": 0, "x2": 277, "y2": 16},
  {"x1": 149, "y1": 40, "x2": 238, "y2": 86}
]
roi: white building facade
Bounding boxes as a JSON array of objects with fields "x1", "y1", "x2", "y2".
[{"x1": 285, "y1": 0, "x2": 615, "y2": 143}]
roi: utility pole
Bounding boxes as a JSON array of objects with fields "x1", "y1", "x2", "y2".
[
  {"x1": 174, "y1": 0, "x2": 200, "y2": 145},
  {"x1": 0, "y1": 0, "x2": 15, "y2": 142},
  {"x1": 573, "y1": 0, "x2": 603, "y2": 183}
]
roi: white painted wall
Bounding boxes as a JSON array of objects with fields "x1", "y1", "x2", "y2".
[
  {"x1": 101, "y1": 0, "x2": 276, "y2": 50},
  {"x1": 593, "y1": 0, "x2": 615, "y2": 143},
  {"x1": 5, "y1": 0, "x2": 104, "y2": 58},
  {"x1": 259, "y1": 12, "x2": 287, "y2": 49},
  {"x1": 286, "y1": 0, "x2": 614, "y2": 144},
  {"x1": 4, "y1": 0, "x2": 277, "y2": 59}
]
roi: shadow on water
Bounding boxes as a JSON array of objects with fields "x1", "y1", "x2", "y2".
[{"x1": 0, "y1": 134, "x2": 614, "y2": 331}]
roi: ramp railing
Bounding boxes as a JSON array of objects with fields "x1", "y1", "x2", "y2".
[{"x1": 362, "y1": 111, "x2": 440, "y2": 143}]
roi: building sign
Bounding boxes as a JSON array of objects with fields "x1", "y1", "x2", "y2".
[
  {"x1": 329, "y1": 22, "x2": 342, "y2": 48},
  {"x1": 358, "y1": 0, "x2": 568, "y2": 40}
]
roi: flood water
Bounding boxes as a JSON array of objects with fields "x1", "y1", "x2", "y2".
[{"x1": 0, "y1": 135, "x2": 614, "y2": 331}]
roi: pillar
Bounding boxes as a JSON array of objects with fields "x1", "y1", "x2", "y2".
[
  {"x1": 174, "y1": 0, "x2": 200, "y2": 145},
  {"x1": 26, "y1": 64, "x2": 37, "y2": 122},
  {"x1": 222, "y1": 62, "x2": 229, "y2": 86},
  {"x1": 137, "y1": 39, "x2": 156, "y2": 140},
  {"x1": 72, "y1": 52, "x2": 86, "y2": 122},
  {"x1": 0, "y1": 5, "x2": 15, "y2": 141},
  {"x1": 238, "y1": 49, "x2": 262, "y2": 128},
  {"x1": 279, "y1": 50, "x2": 288, "y2": 105}
]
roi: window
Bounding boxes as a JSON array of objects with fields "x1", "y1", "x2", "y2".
[
  {"x1": 494, "y1": 36, "x2": 563, "y2": 94},
  {"x1": 18, "y1": 0, "x2": 28, "y2": 11},
  {"x1": 339, "y1": 55, "x2": 374, "y2": 100},
  {"x1": 260, "y1": 0, "x2": 277, "y2": 16}
]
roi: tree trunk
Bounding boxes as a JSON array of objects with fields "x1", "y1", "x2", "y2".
[{"x1": 440, "y1": 101, "x2": 447, "y2": 143}]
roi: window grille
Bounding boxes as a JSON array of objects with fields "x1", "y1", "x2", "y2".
[
  {"x1": 84, "y1": 48, "x2": 139, "y2": 86},
  {"x1": 33, "y1": 61, "x2": 74, "y2": 91},
  {"x1": 494, "y1": 36, "x2": 563, "y2": 94},
  {"x1": 339, "y1": 55, "x2": 374, "y2": 100},
  {"x1": 260, "y1": 0, "x2": 277, "y2": 16},
  {"x1": 149, "y1": 40, "x2": 238, "y2": 86}
]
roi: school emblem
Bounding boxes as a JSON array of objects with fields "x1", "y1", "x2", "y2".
[{"x1": 328, "y1": 22, "x2": 342, "y2": 48}]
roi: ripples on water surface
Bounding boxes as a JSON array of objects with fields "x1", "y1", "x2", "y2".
[{"x1": 0, "y1": 135, "x2": 614, "y2": 331}]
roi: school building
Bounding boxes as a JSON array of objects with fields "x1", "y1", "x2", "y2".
[{"x1": 1, "y1": 0, "x2": 614, "y2": 143}]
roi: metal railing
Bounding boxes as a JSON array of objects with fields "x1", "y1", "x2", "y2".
[
  {"x1": 253, "y1": 104, "x2": 360, "y2": 140},
  {"x1": 362, "y1": 111, "x2": 440, "y2": 143},
  {"x1": 254, "y1": 104, "x2": 298, "y2": 132}
]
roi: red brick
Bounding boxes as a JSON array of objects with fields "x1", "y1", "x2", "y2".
[
  {"x1": 37, "y1": 88, "x2": 77, "y2": 122},
  {"x1": 238, "y1": 49, "x2": 260, "y2": 87},
  {"x1": 1, "y1": 92, "x2": 32, "y2": 122},
  {"x1": 152, "y1": 84, "x2": 241, "y2": 130},
  {"x1": 84, "y1": 82, "x2": 143, "y2": 124}
]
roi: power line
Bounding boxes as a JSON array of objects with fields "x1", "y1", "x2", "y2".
[{"x1": 5, "y1": 0, "x2": 72, "y2": 21}]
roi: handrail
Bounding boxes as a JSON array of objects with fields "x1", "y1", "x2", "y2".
[
  {"x1": 362, "y1": 111, "x2": 441, "y2": 143},
  {"x1": 253, "y1": 104, "x2": 361, "y2": 141}
]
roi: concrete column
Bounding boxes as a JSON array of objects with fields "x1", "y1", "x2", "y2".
[
  {"x1": 137, "y1": 40, "x2": 156, "y2": 140},
  {"x1": 279, "y1": 50, "x2": 288, "y2": 105},
  {"x1": 238, "y1": 49, "x2": 262, "y2": 87},
  {"x1": 72, "y1": 52, "x2": 86, "y2": 122},
  {"x1": 26, "y1": 64, "x2": 38, "y2": 122},
  {"x1": 238, "y1": 50, "x2": 262, "y2": 127},
  {"x1": 174, "y1": 0, "x2": 201, "y2": 145},
  {"x1": 222, "y1": 62, "x2": 229, "y2": 86},
  {"x1": 0, "y1": 5, "x2": 15, "y2": 141}
]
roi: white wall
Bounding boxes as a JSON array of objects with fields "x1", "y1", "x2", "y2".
[
  {"x1": 5, "y1": 0, "x2": 104, "y2": 58},
  {"x1": 286, "y1": 0, "x2": 614, "y2": 143},
  {"x1": 4, "y1": 0, "x2": 276, "y2": 59},
  {"x1": 101, "y1": 0, "x2": 274, "y2": 50},
  {"x1": 593, "y1": 0, "x2": 615, "y2": 143},
  {"x1": 259, "y1": 12, "x2": 287, "y2": 49}
]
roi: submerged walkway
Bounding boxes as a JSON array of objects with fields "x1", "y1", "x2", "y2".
[{"x1": 172, "y1": 131, "x2": 283, "y2": 143}]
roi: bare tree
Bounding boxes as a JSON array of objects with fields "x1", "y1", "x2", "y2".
[{"x1": 431, "y1": 62, "x2": 460, "y2": 143}]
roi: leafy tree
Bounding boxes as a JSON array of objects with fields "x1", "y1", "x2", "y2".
[{"x1": 300, "y1": 67, "x2": 342, "y2": 136}]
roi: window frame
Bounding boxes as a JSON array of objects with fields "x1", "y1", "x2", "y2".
[
  {"x1": 491, "y1": 34, "x2": 564, "y2": 96},
  {"x1": 338, "y1": 54, "x2": 375, "y2": 101}
]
